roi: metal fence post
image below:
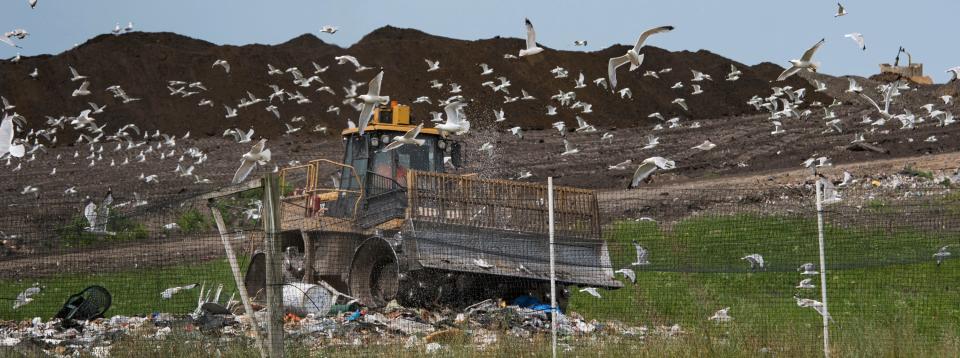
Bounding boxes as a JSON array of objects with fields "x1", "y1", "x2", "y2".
[
  {"x1": 547, "y1": 177, "x2": 557, "y2": 358},
  {"x1": 262, "y1": 174, "x2": 285, "y2": 358},
  {"x1": 815, "y1": 179, "x2": 830, "y2": 358}
]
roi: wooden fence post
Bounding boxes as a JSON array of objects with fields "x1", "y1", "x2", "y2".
[{"x1": 262, "y1": 174, "x2": 284, "y2": 358}]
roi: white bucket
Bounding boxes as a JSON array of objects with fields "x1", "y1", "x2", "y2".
[{"x1": 282, "y1": 282, "x2": 334, "y2": 316}]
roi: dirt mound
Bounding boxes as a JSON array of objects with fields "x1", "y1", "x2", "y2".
[{"x1": 0, "y1": 26, "x2": 829, "y2": 139}]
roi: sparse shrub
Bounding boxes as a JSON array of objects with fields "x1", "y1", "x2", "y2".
[
  {"x1": 175, "y1": 208, "x2": 208, "y2": 234},
  {"x1": 900, "y1": 165, "x2": 934, "y2": 180}
]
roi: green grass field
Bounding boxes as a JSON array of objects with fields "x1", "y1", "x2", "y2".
[
  {"x1": 2, "y1": 213, "x2": 959, "y2": 357},
  {"x1": 0, "y1": 259, "x2": 239, "y2": 321}
]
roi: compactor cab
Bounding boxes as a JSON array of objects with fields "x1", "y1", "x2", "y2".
[{"x1": 327, "y1": 102, "x2": 461, "y2": 221}]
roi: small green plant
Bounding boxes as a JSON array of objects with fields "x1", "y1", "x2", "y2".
[
  {"x1": 900, "y1": 165, "x2": 934, "y2": 180},
  {"x1": 939, "y1": 178, "x2": 952, "y2": 188},
  {"x1": 175, "y1": 208, "x2": 208, "y2": 234}
]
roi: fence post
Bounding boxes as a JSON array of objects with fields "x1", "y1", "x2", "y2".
[
  {"x1": 262, "y1": 174, "x2": 285, "y2": 358},
  {"x1": 209, "y1": 205, "x2": 267, "y2": 358},
  {"x1": 547, "y1": 177, "x2": 557, "y2": 358},
  {"x1": 815, "y1": 178, "x2": 830, "y2": 358}
]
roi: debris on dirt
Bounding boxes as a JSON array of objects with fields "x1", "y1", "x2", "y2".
[{"x1": 0, "y1": 298, "x2": 653, "y2": 356}]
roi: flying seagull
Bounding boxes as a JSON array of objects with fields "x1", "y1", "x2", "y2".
[
  {"x1": 579, "y1": 287, "x2": 602, "y2": 299},
  {"x1": 320, "y1": 25, "x2": 338, "y2": 34},
  {"x1": 608, "y1": 26, "x2": 674, "y2": 88},
  {"x1": 356, "y1": 71, "x2": 389, "y2": 135},
  {"x1": 435, "y1": 101, "x2": 470, "y2": 135},
  {"x1": 72, "y1": 81, "x2": 91, "y2": 97},
  {"x1": 741, "y1": 254, "x2": 765, "y2": 270},
  {"x1": 12, "y1": 285, "x2": 41, "y2": 309},
  {"x1": 844, "y1": 33, "x2": 866, "y2": 51},
  {"x1": 212, "y1": 59, "x2": 230, "y2": 74},
  {"x1": 424, "y1": 59, "x2": 440, "y2": 72},
  {"x1": 615, "y1": 268, "x2": 636, "y2": 283},
  {"x1": 777, "y1": 38, "x2": 825, "y2": 81},
  {"x1": 629, "y1": 157, "x2": 675, "y2": 188},
  {"x1": 519, "y1": 18, "x2": 544, "y2": 57},
  {"x1": 232, "y1": 139, "x2": 271, "y2": 184},
  {"x1": 161, "y1": 283, "x2": 199, "y2": 299},
  {"x1": 381, "y1": 123, "x2": 425, "y2": 152},
  {"x1": 0, "y1": 114, "x2": 25, "y2": 158},
  {"x1": 69, "y1": 66, "x2": 87, "y2": 82},
  {"x1": 835, "y1": 2, "x2": 847, "y2": 17}
]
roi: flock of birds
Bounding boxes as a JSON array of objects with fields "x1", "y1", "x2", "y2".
[
  {"x1": 3, "y1": 0, "x2": 960, "y2": 310},
  {"x1": 4, "y1": 1, "x2": 960, "y2": 197}
]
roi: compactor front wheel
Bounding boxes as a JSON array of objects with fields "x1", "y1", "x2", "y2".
[{"x1": 347, "y1": 237, "x2": 399, "y2": 308}]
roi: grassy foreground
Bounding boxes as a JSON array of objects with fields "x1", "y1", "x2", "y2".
[
  {"x1": 0, "y1": 259, "x2": 239, "y2": 321},
  {"x1": 2, "y1": 214, "x2": 959, "y2": 356}
]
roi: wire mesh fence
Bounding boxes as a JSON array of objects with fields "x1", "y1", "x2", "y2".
[{"x1": 0, "y1": 175, "x2": 958, "y2": 357}]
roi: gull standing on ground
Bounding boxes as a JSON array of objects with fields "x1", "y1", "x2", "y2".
[
  {"x1": 608, "y1": 26, "x2": 674, "y2": 88},
  {"x1": 631, "y1": 241, "x2": 651, "y2": 265},
  {"x1": 356, "y1": 71, "x2": 389, "y2": 135},
  {"x1": 709, "y1": 307, "x2": 732, "y2": 322},
  {"x1": 232, "y1": 139, "x2": 271, "y2": 184},
  {"x1": 692, "y1": 140, "x2": 716, "y2": 151},
  {"x1": 934, "y1": 245, "x2": 951, "y2": 266},
  {"x1": 796, "y1": 279, "x2": 816, "y2": 289},
  {"x1": 630, "y1": 157, "x2": 675, "y2": 188},
  {"x1": 798, "y1": 263, "x2": 819, "y2": 275},
  {"x1": 776, "y1": 38, "x2": 826, "y2": 81},
  {"x1": 519, "y1": 18, "x2": 544, "y2": 57}
]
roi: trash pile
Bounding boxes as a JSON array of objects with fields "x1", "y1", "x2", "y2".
[{"x1": 0, "y1": 296, "x2": 662, "y2": 356}]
